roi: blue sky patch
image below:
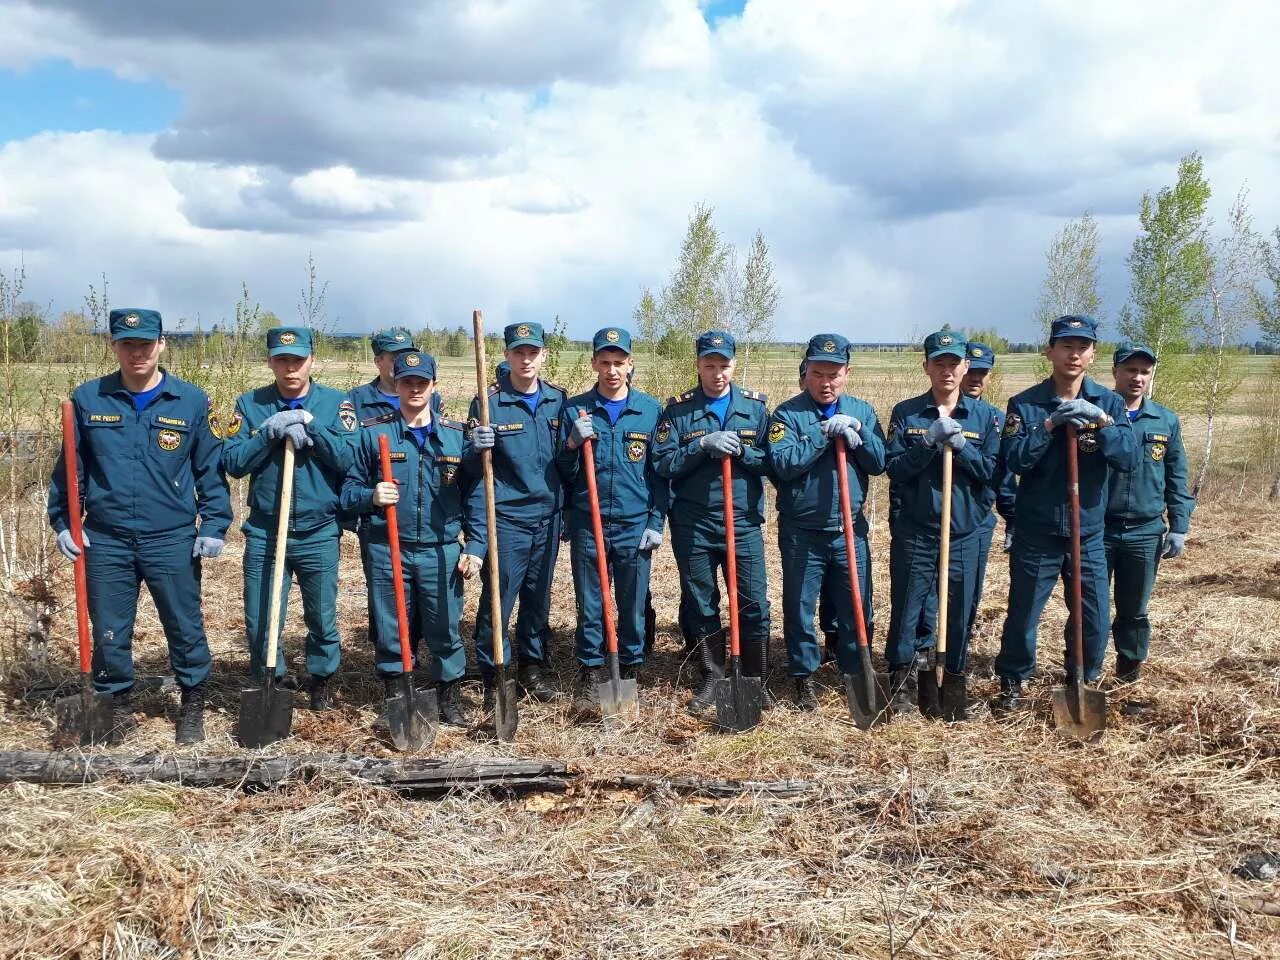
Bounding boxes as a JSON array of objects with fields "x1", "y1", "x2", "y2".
[
  {"x1": 0, "y1": 58, "x2": 181, "y2": 143},
  {"x1": 702, "y1": 0, "x2": 747, "y2": 26}
]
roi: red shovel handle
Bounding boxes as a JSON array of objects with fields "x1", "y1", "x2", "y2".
[
  {"x1": 378, "y1": 434, "x2": 413, "y2": 674},
  {"x1": 721, "y1": 457, "x2": 741, "y2": 660},
  {"x1": 61, "y1": 401, "x2": 91, "y2": 675},
  {"x1": 579, "y1": 409, "x2": 620, "y2": 657},
  {"x1": 1066, "y1": 426, "x2": 1084, "y2": 675},
  {"x1": 834, "y1": 442, "x2": 870, "y2": 650}
]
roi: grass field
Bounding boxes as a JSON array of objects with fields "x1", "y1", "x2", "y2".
[{"x1": 0, "y1": 351, "x2": 1278, "y2": 958}]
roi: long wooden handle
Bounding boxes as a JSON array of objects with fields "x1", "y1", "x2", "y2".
[
  {"x1": 472, "y1": 310, "x2": 505, "y2": 668},
  {"x1": 60, "y1": 401, "x2": 91, "y2": 675},
  {"x1": 721, "y1": 457, "x2": 741, "y2": 660},
  {"x1": 378, "y1": 434, "x2": 413, "y2": 674},
  {"x1": 834, "y1": 442, "x2": 870, "y2": 649},
  {"x1": 579, "y1": 411, "x2": 619, "y2": 657},
  {"x1": 1066, "y1": 426, "x2": 1084, "y2": 675},
  {"x1": 937, "y1": 446, "x2": 953, "y2": 663},
  {"x1": 264, "y1": 438, "x2": 295, "y2": 672}
]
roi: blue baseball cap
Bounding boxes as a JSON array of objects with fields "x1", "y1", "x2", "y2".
[
  {"x1": 109, "y1": 308, "x2": 162, "y2": 341},
  {"x1": 267, "y1": 326, "x2": 313, "y2": 357},
  {"x1": 592, "y1": 327, "x2": 632, "y2": 355},
  {"x1": 924, "y1": 330, "x2": 968, "y2": 360},
  {"x1": 804, "y1": 333, "x2": 851, "y2": 364},
  {"x1": 504, "y1": 322, "x2": 545, "y2": 349},
  {"x1": 1050, "y1": 315, "x2": 1099, "y2": 343},
  {"x1": 696, "y1": 330, "x2": 736, "y2": 359},
  {"x1": 393, "y1": 350, "x2": 437, "y2": 380},
  {"x1": 371, "y1": 328, "x2": 414, "y2": 355},
  {"x1": 966, "y1": 342, "x2": 995, "y2": 370},
  {"x1": 1114, "y1": 341, "x2": 1157, "y2": 365}
]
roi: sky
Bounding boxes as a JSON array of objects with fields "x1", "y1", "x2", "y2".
[{"x1": 1, "y1": 0, "x2": 1278, "y2": 342}]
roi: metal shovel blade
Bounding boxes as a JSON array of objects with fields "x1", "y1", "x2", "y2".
[
  {"x1": 237, "y1": 677, "x2": 294, "y2": 748},
  {"x1": 54, "y1": 680, "x2": 114, "y2": 746},
  {"x1": 385, "y1": 673, "x2": 438, "y2": 751},
  {"x1": 844, "y1": 671, "x2": 890, "y2": 731},
  {"x1": 597, "y1": 676, "x2": 640, "y2": 723},
  {"x1": 941, "y1": 671, "x2": 968, "y2": 723},
  {"x1": 713, "y1": 673, "x2": 763, "y2": 733},
  {"x1": 1051, "y1": 680, "x2": 1107, "y2": 742},
  {"x1": 492, "y1": 666, "x2": 519, "y2": 742}
]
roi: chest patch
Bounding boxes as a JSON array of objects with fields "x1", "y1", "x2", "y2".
[
  {"x1": 627, "y1": 439, "x2": 646, "y2": 462},
  {"x1": 1145, "y1": 432, "x2": 1169, "y2": 443},
  {"x1": 88, "y1": 413, "x2": 122, "y2": 424},
  {"x1": 1150, "y1": 442, "x2": 1166, "y2": 461},
  {"x1": 157, "y1": 429, "x2": 182, "y2": 452},
  {"x1": 389, "y1": 451, "x2": 408, "y2": 462},
  {"x1": 681, "y1": 429, "x2": 707, "y2": 443},
  {"x1": 1077, "y1": 430, "x2": 1100, "y2": 454},
  {"x1": 906, "y1": 427, "x2": 928, "y2": 436},
  {"x1": 496, "y1": 422, "x2": 525, "y2": 433},
  {"x1": 962, "y1": 431, "x2": 980, "y2": 440},
  {"x1": 768, "y1": 421, "x2": 785, "y2": 443},
  {"x1": 155, "y1": 416, "x2": 187, "y2": 428}
]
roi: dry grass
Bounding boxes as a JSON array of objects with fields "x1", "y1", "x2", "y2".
[{"x1": 0, "y1": 493, "x2": 1277, "y2": 959}]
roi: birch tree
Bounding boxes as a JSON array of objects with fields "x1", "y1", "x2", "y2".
[{"x1": 1035, "y1": 212, "x2": 1102, "y2": 341}]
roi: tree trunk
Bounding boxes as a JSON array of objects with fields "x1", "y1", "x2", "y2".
[
  {"x1": 1194, "y1": 409, "x2": 1214, "y2": 497},
  {"x1": 1270, "y1": 468, "x2": 1280, "y2": 500}
]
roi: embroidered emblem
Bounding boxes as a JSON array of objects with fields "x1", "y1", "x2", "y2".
[
  {"x1": 822, "y1": 340, "x2": 836, "y2": 353},
  {"x1": 1068, "y1": 319, "x2": 1083, "y2": 328},
  {"x1": 970, "y1": 346, "x2": 983, "y2": 358},
  {"x1": 711, "y1": 335, "x2": 724, "y2": 345},
  {"x1": 656, "y1": 421, "x2": 671, "y2": 443},
  {"x1": 939, "y1": 334, "x2": 954, "y2": 346},
  {"x1": 157, "y1": 429, "x2": 182, "y2": 451},
  {"x1": 405, "y1": 353, "x2": 421, "y2": 367},
  {"x1": 207, "y1": 401, "x2": 223, "y2": 439},
  {"x1": 279, "y1": 331, "x2": 297, "y2": 345},
  {"x1": 88, "y1": 413, "x2": 122, "y2": 423},
  {"x1": 768, "y1": 421, "x2": 785, "y2": 443},
  {"x1": 1077, "y1": 430, "x2": 1099, "y2": 454},
  {"x1": 123, "y1": 313, "x2": 140, "y2": 328},
  {"x1": 1003, "y1": 413, "x2": 1022, "y2": 437},
  {"x1": 1150, "y1": 442, "x2": 1166, "y2": 461},
  {"x1": 605, "y1": 329, "x2": 620, "y2": 343},
  {"x1": 627, "y1": 439, "x2": 645, "y2": 462},
  {"x1": 393, "y1": 332, "x2": 406, "y2": 342},
  {"x1": 226, "y1": 413, "x2": 243, "y2": 437},
  {"x1": 516, "y1": 324, "x2": 532, "y2": 338}
]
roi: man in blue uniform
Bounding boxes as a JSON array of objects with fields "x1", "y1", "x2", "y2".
[
  {"x1": 223, "y1": 326, "x2": 356, "y2": 711},
  {"x1": 766, "y1": 334, "x2": 887, "y2": 710},
  {"x1": 342, "y1": 350, "x2": 476, "y2": 726},
  {"x1": 993, "y1": 315, "x2": 1138, "y2": 713},
  {"x1": 654, "y1": 331, "x2": 772, "y2": 713},
  {"x1": 557, "y1": 327, "x2": 666, "y2": 703},
  {"x1": 884, "y1": 331, "x2": 1000, "y2": 716},
  {"x1": 1102, "y1": 342, "x2": 1194, "y2": 684},
  {"x1": 464, "y1": 322, "x2": 567, "y2": 706},
  {"x1": 48, "y1": 308, "x2": 231, "y2": 744}
]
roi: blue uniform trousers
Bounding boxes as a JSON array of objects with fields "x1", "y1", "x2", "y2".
[
  {"x1": 886, "y1": 525, "x2": 982, "y2": 673},
  {"x1": 474, "y1": 514, "x2": 561, "y2": 673},
  {"x1": 367, "y1": 538, "x2": 465, "y2": 682},
  {"x1": 779, "y1": 521, "x2": 873, "y2": 676},
  {"x1": 570, "y1": 520, "x2": 651, "y2": 667},
  {"x1": 996, "y1": 527, "x2": 1108, "y2": 683},
  {"x1": 243, "y1": 524, "x2": 342, "y2": 681},
  {"x1": 671, "y1": 521, "x2": 770, "y2": 647},
  {"x1": 969, "y1": 512, "x2": 997, "y2": 639},
  {"x1": 1104, "y1": 528, "x2": 1162, "y2": 665},
  {"x1": 360, "y1": 523, "x2": 422, "y2": 647},
  {"x1": 84, "y1": 525, "x2": 211, "y2": 695}
]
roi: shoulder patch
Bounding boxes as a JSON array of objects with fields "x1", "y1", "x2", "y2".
[
  {"x1": 225, "y1": 412, "x2": 243, "y2": 438},
  {"x1": 1003, "y1": 412, "x2": 1022, "y2": 438},
  {"x1": 656, "y1": 420, "x2": 671, "y2": 443},
  {"x1": 206, "y1": 399, "x2": 223, "y2": 440},
  {"x1": 768, "y1": 420, "x2": 786, "y2": 444},
  {"x1": 338, "y1": 398, "x2": 356, "y2": 431}
]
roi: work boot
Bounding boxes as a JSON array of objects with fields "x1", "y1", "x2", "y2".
[
  {"x1": 741, "y1": 638, "x2": 776, "y2": 710},
  {"x1": 373, "y1": 677, "x2": 396, "y2": 733},
  {"x1": 175, "y1": 682, "x2": 206, "y2": 744},
  {"x1": 990, "y1": 676, "x2": 1029, "y2": 716},
  {"x1": 308, "y1": 675, "x2": 335, "y2": 712},
  {"x1": 686, "y1": 630, "x2": 726, "y2": 715},
  {"x1": 620, "y1": 663, "x2": 639, "y2": 682},
  {"x1": 792, "y1": 676, "x2": 819, "y2": 711},
  {"x1": 577, "y1": 665, "x2": 606, "y2": 708},
  {"x1": 483, "y1": 677, "x2": 496, "y2": 715},
  {"x1": 438, "y1": 678, "x2": 467, "y2": 728},
  {"x1": 108, "y1": 692, "x2": 138, "y2": 745},
  {"x1": 1114, "y1": 655, "x2": 1142, "y2": 685},
  {"x1": 518, "y1": 662, "x2": 560, "y2": 702},
  {"x1": 644, "y1": 602, "x2": 657, "y2": 656},
  {"x1": 889, "y1": 664, "x2": 917, "y2": 716},
  {"x1": 822, "y1": 632, "x2": 839, "y2": 665}
]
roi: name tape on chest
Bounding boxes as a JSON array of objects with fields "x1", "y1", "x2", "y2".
[
  {"x1": 154, "y1": 416, "x2": 188, "y2": 428},
  {"x1": 495, "y1": 422, "x2": 525, "y2": 433},
  {"x1": 88, "y1": 413, "x2": 123, "y2": 424}
]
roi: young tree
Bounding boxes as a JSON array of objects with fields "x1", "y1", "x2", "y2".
[
  {"x1": 1119, "y1": 152, "x2": 1213, "y2": 400},
  {"x1": 1035, "y1": 212, "x2": 1103, "y2": 342},
  {"x1": 732, "y1": 231, "x2": 780, "y2": 382},
  {"x1": 1254, "y1": 226, "x2": 1280, "y2": 498}
]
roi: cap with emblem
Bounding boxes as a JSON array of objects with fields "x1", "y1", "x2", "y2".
[
  {"x1": 1113, "y1": 341, "x2": 1157, "y2": 365},
  {"x1": 393, "y1": 350, "x2": 437, "y2": 381},
  {"x1": 966, "y1": 342, "x2": 995, "y2": 370},
  {"x1": 370, "y1": 327, "x2": 415, "y2": 355},
  {"x1": 1049, "y1": 314, "x2": 1099, "y2": 343},
  {"x1": 504, "y1": 322, "x2": 545, "y2": 349},
  {"x1": 109, "y1": 308, "x2": 163, "y2": 341},
  {"x1": 923, "y1": 329, "x2": 969, "y2": 360},
  {"x1": 804, "y1": 332, "x2": 851, "y2": 364},
  {"x1": 696, "y1": 330, "x2": 736, "y2": 359},
  {"x1": 592, "y1": 327, "x2": 632, "y2": 355},
  {"x1": 267, "y1": 326, "x2": 314, "y2": 358}
]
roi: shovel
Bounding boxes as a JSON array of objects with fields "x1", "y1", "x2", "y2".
[
  {"x1": 834, "y1": 442, "x2": 889, "y2": 730},
  {"x1": 53, "y1": 400, "x2": 114, "y2": 746},
  {"x1": 238, "y1": 437, "x2": 297, "y2": 748},
  {"x1": 713, "y1": 457, "x2": 763, "y2": 732},
  {"x1": 1051, "y1": 425, "x2": 1107, "y2": 742},
  {"x1": 919, "y1": 445, "x2": 968, "y2": 720},
  {"x1": 378, "y1": 433, "x2": 439, "y2": 750},
  {"x1": 578, "y1": 410, "x2": 639, "y2": 721},
  {"x1": 473, "y1": 310, "x2": 518, "y2": 741}
]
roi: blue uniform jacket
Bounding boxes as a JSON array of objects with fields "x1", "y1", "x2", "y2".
[
  {"x1": 1106, "y1": 398, "x2": 1194, "y2": 536},
  {"x1": 222, "y1": 380, "x2": 356, "y2": 535},
  {"x1": 463, "y1": 374, "x2": 568, "y2": 556},
  {"x1": 766, "y1": 392, "x2": 887, "y2": 531},
  {"x1": 49, "y1": 370, "x2": 232, "y2": 539},
  {"x1": 555, "y1": 388, "x2": 668, "y2": 533},
  {"x1": 341, "y1": 413, "x2": 475, "y2": 546},
  {"x1": 885, "y1": 392, "x2": 1001, "y2": 539},
  {"x1": 652, "y1": 385, "x2": 771, "y2": 532},
  {"x1": 1001, "y1": 377, "x2": 1137, "y2": 538}
]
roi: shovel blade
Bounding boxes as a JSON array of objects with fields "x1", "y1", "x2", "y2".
[
  {"x1": 941, "y1": 671, "x2": 968, "y2": 723},
  {"x1": 844, "y1": 671, "x2": 890, "y2": 731},
  {"x1": 385, "y1": 675, "x2": 438, "y2": 752},
  {"x1": 237, "y1": 680, "x2": 294, "y2": 748},
  {"x1": 1051, "y1": 681, "x2": 1107, "y2": 742},
  {"x1": 597, "y1": 677, "x2": 640, "y2": 723},
  {"x1": 712, "y1": 675, "x2": 763, "y2": 732},
  {"x1": 53, "y1": 686, "x2": 114, "y2": 746},
  {"x1": 492, "y1": 667, "x2": 519, "y2": 742}
]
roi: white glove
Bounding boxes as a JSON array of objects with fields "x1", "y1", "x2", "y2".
[
  {"x1": 638, "y1": 528, "x2": 663, "y2": 553},
  {"x1": 457, "y1": 553, "x2": 483, "y2": 579},
  {"x1": 821, "y1": 414, "x2": 860, "y2": 437},
  {"x1": 372, "y1": 481, "x2": 399, "y2": 507},
  {"x1": 56, "y1": 528, "x2": 89, "y2": 560}
]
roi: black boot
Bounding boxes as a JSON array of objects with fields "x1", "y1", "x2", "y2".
[
  {"x1": 991, "y1": 676, "x2": 1028, "y2": 716},
  {"x1": 1115, "y1": 654, "x2": 1142, "y2": 685},
  {"x1": 822, "y1": 632, "x2": 839, "y2": 665},
  {"x1": 686, "y1": 630, "x2": 726, "y2": 715},
  {"x1": 644, "y1": 600, "x2": 657, "y2": 656},
  {"x1": 482, "y1": 677, "x2": 496, "y2": 715},
  {"x1": 438, "y1": 678, "x2": 467, "y2": 727},
  {"x1": 108, "y1": 691, "x2": 138, "y2": 744},
  {"x1": 518, "y1": 662, "x2": 561, "y2": 702},
  {"x1": 889, "y1": 664, "x2": 917, "y2": 716},
  {"x1": 175, "y1": 682, "x2": 206, "y2": 744},
  {"x1": 741, "y1": 637, "x2": 776, "y2": 710},
  {"x1": 308, "y1": 675, "x2": 335, "y2": 712},
  {"x1": 620, "y1": 663, "x2": 639, "y2": 682},
  {"x1": 792, "y1": 675, "x2": 819, "y2": 711},
  {"x1": 576, "y1": 665, "x2": 606, "y2": 708}
]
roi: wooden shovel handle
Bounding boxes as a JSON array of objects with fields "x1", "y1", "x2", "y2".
[
  {"x1": 60, "y1": 401, "x2": 91, "y2": 675},
  {"x1": 937, "y1": 445, "x2": 953, "y2": 661},
  {"x1": 1066, "y1": 426, "x2": 1084, "y2": 675},
  {"x1": 472, "y1": 310, "x2": 506, "y2": 668},
  {"x1": 721, "y1": 457, "x2": 741, "y2": 659},
  {"x1": 264, "y1": 438, "x2": 295, "y2": 672}
]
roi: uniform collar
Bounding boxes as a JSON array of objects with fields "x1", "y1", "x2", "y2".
[
  {"x1": 693, "y1": 384, "x2": 737, "y2": 420},
  {"x1": 588, "y1": 387, "x2": 635, "y2": 413},
  {"x1": 497, "y1": 373, "x2": 542, "y2": 404},
  {"x1": 917, "y1": 390, "x2": 971, "y2": 417},
  {"x1": 270, "y1": 379, "x2": 315, "y2": 408},
  {"x1": 1129, "y1": 396, "x2": 1158, "y2": 419},
  {"x1": 1032, "y1": 375, "x2": 1103, "y2": 402},
  {"x1": 104, "y1": 367, "x2": 179, "y2": 399}
]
